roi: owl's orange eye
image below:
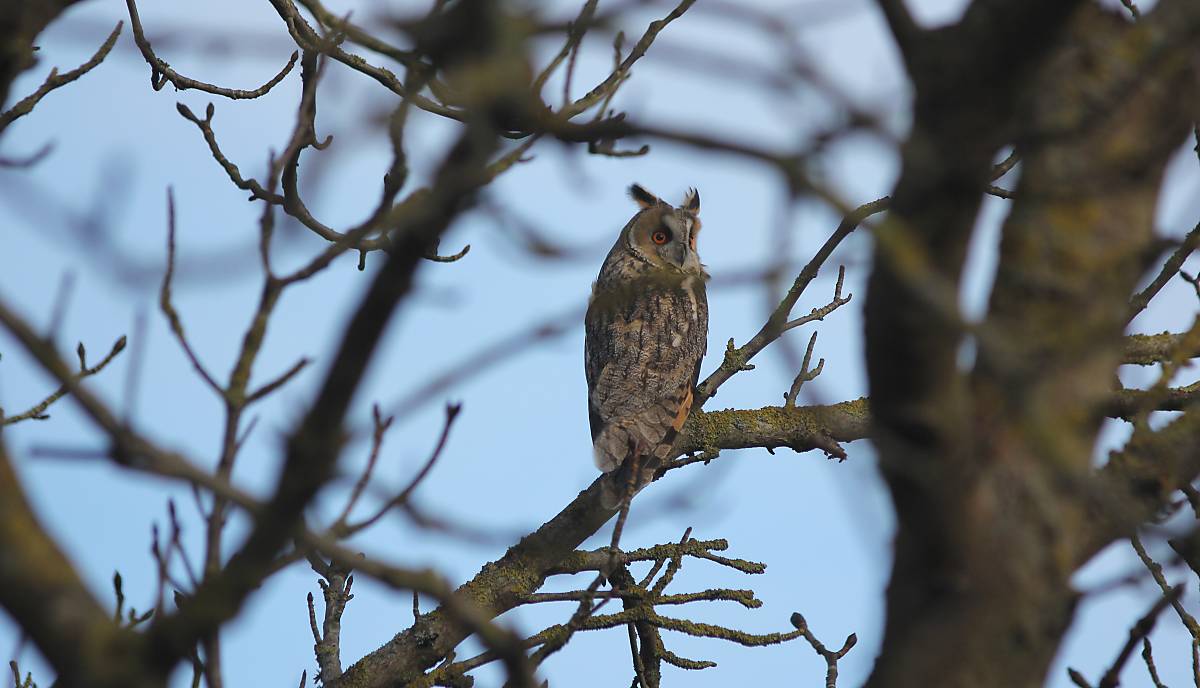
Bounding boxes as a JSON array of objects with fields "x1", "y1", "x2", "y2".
[{"x1": 651, "y1": 230, "x2": 670, "y2": 245}]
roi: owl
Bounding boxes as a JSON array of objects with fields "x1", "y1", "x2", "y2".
[{"x1": 585, "y1": 184, "x2": 708, "y2": 509}]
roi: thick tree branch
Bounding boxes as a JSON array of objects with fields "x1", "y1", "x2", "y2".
[
  {"x1": 1083, "y1": 410, "x2": 1200, "y2": 562},
  {"x1": 0, "y1": 437, "x2": 153, "y2": 688},
  {"x1": 865, "y1": 2, "x2": 1199, "y2": 687},
  {"x1": 873, "y1": 0, "x2": 920, "y2": 66}
]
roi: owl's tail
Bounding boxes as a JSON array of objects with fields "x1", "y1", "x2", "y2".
[{"x1": 598, "y1": 452, "x2": 655, "y2": 510}]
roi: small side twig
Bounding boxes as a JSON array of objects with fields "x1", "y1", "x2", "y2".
[
  {"x1": 696, "y1": 196, "x2": 883, "y2": 404},
  {"x1": 343, "y1": 403, "x2": 461, "y2": 535},
  {"x1": 1181, "y1": 269, "x2": 1200, "y2": 302},
  {"x1": 789, "y1": 613, "x2": 856, "y2": 688},
  {"x1": 780, "y1": 265, "x2": 851, "y2": 334},
  {"x1": 160, "y1": 188, "x2": 222, "y2": 396},
  {"x1": 9, "y1": 660, "x2": 37, "y2": 688},
  {"x1": 331, "y1": 403, "x2": 394, "y2": 531},
  {"x1": 2, "y1": 336, "x2": 126, "y2": 425},
  {"x1": 784, "y1": 332, "x2": 824, "y2": 407}
]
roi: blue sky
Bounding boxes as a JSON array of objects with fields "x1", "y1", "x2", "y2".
[{"x1": 1, "y1": 1, "x2": 1198, "y2": 686}]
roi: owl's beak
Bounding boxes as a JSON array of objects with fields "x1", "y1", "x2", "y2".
[
  {"x1": 663, "y1": 214, "x2": 701, "y2": 271},
  {"x1": 669, "y1": 241, "x2": 689, "y2": 268}
]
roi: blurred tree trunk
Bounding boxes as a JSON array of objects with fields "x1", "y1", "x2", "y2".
[{"x1": 866, "y1": 3, "x2": 1200, "y2": 686}]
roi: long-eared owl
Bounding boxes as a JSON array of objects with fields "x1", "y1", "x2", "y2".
[{"x1": 585, "y1": 184, "x2": 708, "y2": 509}]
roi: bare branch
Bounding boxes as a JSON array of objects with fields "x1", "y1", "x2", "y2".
[
  {"x1": 790, "y1": 613, "x2": 857, "y2": 688},
  {"x1": 561, "y1": 0, "x2": 697, "y2": 119},
  {"x1": 244, "y1": 357, "x2": 310, "y2": 404},
  {"x1": 159, "y1": 188, "x2": 222, "y2": 396},
  {"x1": 1143, "y1": 638, "x2": 1168, "y2": 688},
  {"x1": 873, "y1": 0, "x2": 921, "y2": 65},
  {"x1": 2, "y1": 335, "x2": 126, "y2": 426},
  {"x1": 0, "y1": 23, "x2": 122, "y2": 135},
  {"x1": 784, "y1": 332, "x2": 824, "y2": 407},
  {"x1": 343, "y1": 403, "x2": 461, "y2": 536},
  {"x1": 1094, "y1": 583, "x2": 1182, "y2": 688},
  {"x1": 0, "y1": 437, "x2": 146, "y2": 687},
  {"x1": 1129, "y1": 220, "x2": 1200, "y2": 321},
  {"x1": 696, "y1": 198, "x2": 887, "y2": 405},
  {"x1": 125, "y1": 0, "x2": 297, "y2": 98}
]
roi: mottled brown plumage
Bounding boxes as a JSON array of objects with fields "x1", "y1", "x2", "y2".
[{"x1": 585, "y1": 184, "x2": 708, "y2": 509}]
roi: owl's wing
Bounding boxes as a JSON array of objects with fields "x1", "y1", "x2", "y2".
[{"x1": 585, "y1": 277, "x2": 708, "y2": 475}]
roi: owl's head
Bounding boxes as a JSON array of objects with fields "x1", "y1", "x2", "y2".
[{"x1": 611, "y1": 183, "x2": 703, "y2": 275}]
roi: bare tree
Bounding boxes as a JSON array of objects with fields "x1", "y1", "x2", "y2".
[{"x1": 0, "y1": 1, "x2": 1198, "y2": 687}]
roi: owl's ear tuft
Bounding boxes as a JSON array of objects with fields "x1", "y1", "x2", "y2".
[
  {"x1": 629, "y1": 184, "x2": 659, "y2": 209},
  {"x1": 682, "y1": 188, "x2": 700, "y2": 214}
]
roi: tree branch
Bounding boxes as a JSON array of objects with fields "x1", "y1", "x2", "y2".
[{"x1": 0, "y1": 436, "x2": 150, "y2": 688}]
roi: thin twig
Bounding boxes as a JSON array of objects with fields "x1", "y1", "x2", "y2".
[
  {"x1": 790, "y1": 613, "x2": 856, "y2": 688},
  {"x1": 2, "y1": 336, "x2": 126, "y2": 425},
  {"x1": 1129, "y1": 221, "x2": 1200, "y2": 321},
  {"x1": 343, "y1": 403, "x2": 462, "y2": 535},
  {"x1": 696, "y1": 199, "x2": 886, "y2": 404},
  {"x1": 126, "y1": 0, "x2": 297, "y2": 98},
  {"x1": 0, "y1": 23, "x2": 122, "y2": 135},
  {"x1": 160, "y1": 188, "x2": 222, "y2": 396},
  {"x1": 332, "y1": 404, "x2": 394, "y2": 530},
  {"x1": 1142, "y1": 638, "x2": 1167, "y2": 688},
  {"x1": 1097, "y1": 584, "x2": 1182, "y2": 688}
]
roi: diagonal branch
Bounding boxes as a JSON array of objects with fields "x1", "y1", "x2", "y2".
[
  {"x1": 0, "y1": 22, "x2": 122, "y2": 135},
  {"x1": 696, "y1": 197, "x2": 886, "y2": 405},
  {"x1": 0, "y1": 437, "x2": 149, "y2": 688},
  {"x1": 2, "y1": 335, "x2": 126, "y2": 425}
]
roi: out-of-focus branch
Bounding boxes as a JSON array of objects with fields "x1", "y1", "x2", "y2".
[
  {"x1": 864, "y1": 1, "x2": 1200, "y2": 686},
  {"x1": 146, "y1": 121, "x2": 501, "y2": 674},
  {"x1": 559, "y1": 0, "x2": 695, "y2": 120},
  {"x1": 873, "y1": 0, "x2": 920, "y2": 65},
  {"x1": 1067, "y1": 582, "x2": 1181, "y2": 688},
  {"x1": 1082, "y1": 410, "x2": 1200, "y2": 562},
  {"x1": 1106, "y1": 383, "x2": 1200, "y2": 418},
  {"x1": 0, "y1": 437, "x2": 149, "y2": 688},
  {"x1": 1123, "y1": 332, "x2": 1200, "y2": 365}
]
